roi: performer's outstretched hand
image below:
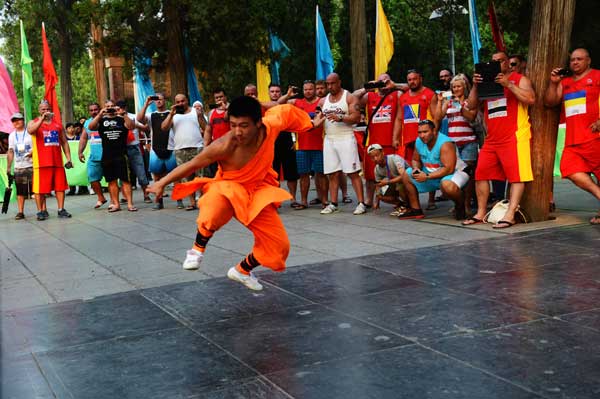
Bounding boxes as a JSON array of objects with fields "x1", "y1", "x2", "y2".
[{"x1": 147, "y1": 181, "x2": 164, "y2": 199}]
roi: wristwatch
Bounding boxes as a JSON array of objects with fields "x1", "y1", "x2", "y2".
[{"x1": 338, "y1": 115, "x2": 343, "y2": 122}]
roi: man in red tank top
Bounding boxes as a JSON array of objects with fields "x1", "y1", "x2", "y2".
[
  {"x1": 279, "y1": 80, "x2": 328, "y2": 208},
  {"x1": 545, "y1": 48, "x2": 600, "y2": 225},
  {"x1": 27, "y1": 100, "x2": 73, "y2": 220},
  {"x1": 354, "y1": 73, "x2": 401, "y2": 208},
  {"x1": 463, "y1": 51, "x2": 536, "y2": 228},
  {"x1": 204, "y1": 88, "x2": 230, "y2": 146}
]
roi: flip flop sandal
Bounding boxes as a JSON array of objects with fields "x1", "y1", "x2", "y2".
[
  {"x1": 185, "y1": 205, "x2": 197, "y2": 211},
  {"x1": 426, "y1": 203, "x2": 438, "y2": 210},
  {"x1": 309, "y1": 198, "x2": 322, "y2": 205},
  {"x1": 94, "y1": 199, "x2": 107, "y2": 209},
  {"x1": 128, "y1": 207, "x2": 138, "y2": 212},
  {"x1": 462, "y1": 216, "x2": 484, "y2": 226},
  {"x1": 108, "y1": 206, "x2": 121, "y2": 213},
  {"x1": 290, "y1": 202, "x2": 304, "y2": 208},
  {"x1": 590, "y1": 215, "x2": 600, "y2": 225},
  {"x1": 492, "y1": 220, "x2": 515, "y2": 229},
  {"x1": 293, "y1": 204, "x2": 308, "y2": 210}
]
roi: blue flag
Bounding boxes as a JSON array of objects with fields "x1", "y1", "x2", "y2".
[
  {"x1": 468, "y1": 0, "x2": 482, "y2": 64},
  {"x1": 185, "y1": 47, "x2": 203, "y2": 104},
  {"x1": 316, "y1": 5, "x2": 334, "y2": 80},
  {"x1": 269, "y1": 31, "x2": 290, "y2": 85},
  {"x1": 133, "y1": 50, "x2": 156, "y2": 113}
]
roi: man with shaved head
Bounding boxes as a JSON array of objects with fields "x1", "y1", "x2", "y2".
[
  {"x1": 353, "y1": 73, "x2": 402, "y2": 208},
  {"x1": 244, "y1": 84, "x2": 258, "y2": 98},
  {"x1": 545, "y1": 48, "x2": 600, "y2": 225},
  {"x1": 161, "y1": 93, "x2": 207, "y2": 210},
  {"x1": 318, "y1": 72, "x2": 367, "y2": 215}
]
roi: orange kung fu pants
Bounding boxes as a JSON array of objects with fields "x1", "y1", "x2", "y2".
[{"x1": 195, "y1": 189, "x2": 290, "y2": 272}]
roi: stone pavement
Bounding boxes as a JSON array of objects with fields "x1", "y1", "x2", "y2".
[{"x1": 1, "y1": 178, "x2": 599, "y2": 398}]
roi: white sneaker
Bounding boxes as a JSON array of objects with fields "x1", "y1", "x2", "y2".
[
  {"x1": 227, "y1": 267, "x2": 263, "y2": 291},
  {"x1": 320, "y1": 203, "x2": 339, "y2": 214},
  {"x1": 353, "y1": 202, "x2": 367, "y2": 215},
  {"x1": 182, "y1": 249, "x2": 203, "y2": 270}
]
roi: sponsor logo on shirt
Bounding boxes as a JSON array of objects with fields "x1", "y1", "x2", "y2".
[
  {"x1": 564, "y1": 90, "x2": 586, "y2": 117},
  {"x1": 487, "y1": 98, "x2": 508, "y2": 119}
]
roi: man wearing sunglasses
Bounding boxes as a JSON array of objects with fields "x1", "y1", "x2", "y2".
[{"x1": 509, "y1": 55, "x2": 526, "y2": 74}]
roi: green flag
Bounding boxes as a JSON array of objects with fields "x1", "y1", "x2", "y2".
[{"x1": 20, "y1": 20, "x2": 33, "y2": 121}]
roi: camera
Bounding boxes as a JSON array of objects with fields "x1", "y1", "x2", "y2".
[
  {"x1": 557, "y1": 68, "x2": 573, "y2": 77},
  {"x1": 149, "y1": 95, "x2": 160, "y2": 101},
  {"x1": 105, "y1": 107, "x2": 115, "y2": 114},
  {"x1": 364, "y1": 80, "x2": 386, "y2": 90},
  {"x1": 208, "y1": 103, "x2": 219, "y2": 109},
  {"x1": 175, "y1": 105, "x2": 185, "y2": 114}
]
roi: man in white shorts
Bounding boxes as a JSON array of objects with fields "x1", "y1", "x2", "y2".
[{"x1": 318, "y1": 73, "x2": 366, "y2": 215}]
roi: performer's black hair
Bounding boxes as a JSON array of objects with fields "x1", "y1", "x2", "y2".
[{"x1": 228, "y1": 96, "x2": 262, "y2": 123}]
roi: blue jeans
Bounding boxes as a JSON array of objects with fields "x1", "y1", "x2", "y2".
[{"x1": 126, "y1": 145, "x2": 149, "y2": 186}]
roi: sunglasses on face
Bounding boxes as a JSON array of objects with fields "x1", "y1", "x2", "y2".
[{"x1": 510, "y1": 62, "x2": 518, "y2": 67}]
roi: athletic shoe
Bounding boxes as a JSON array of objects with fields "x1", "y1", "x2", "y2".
[
  {"x1": 320, "y1": 203, "x2": 339, "y2": 214},
  {"x1": 353, "y1": 202, "x2": 367, "y2": 215},
  {"x1": 152, "y1": 202, "x2": 164, "y2": 210},
  {"x1": 397, "y1": 208, "x2": 425, "y2": 220},
  {"x1": 227, "y1": 267, "x2": 263, "y2": 291},
  {"x1": 36, "y1": 211, "x2": 47, "y2": 221},
  {"x1": 176, "y1": 200, "x2": 185, "y2": 209},
  {"x1": 15, "y1": 212, "x2": 25, "y2": 220},
  {"x1": 42, "y1": 210, "x2": 49, "y2": 218},
  {"x1": 57, "y1": 209, "x2": 72, "y2": 218},
  {"x1": 182, "y1": 249, "x2": 203, "y2": 270}
]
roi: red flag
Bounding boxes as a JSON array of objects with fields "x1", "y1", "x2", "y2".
[
  {"x1": 41, "y1": 22, "x2": 62, "y2": 125},
  {"x1": 488, "y1": 1, "x2": 506, "y2": 52}
]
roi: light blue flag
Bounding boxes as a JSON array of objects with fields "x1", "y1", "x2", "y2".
[
  {"x1": 269, "y1": 31, "x2": 290, "y2": 85},
  {"x1": 316, "y1": 5, "x2": 334, "y2": 80},
  {"x1": 468, "y1": 0, "x2": 482, "y2": 64},
  {"x1": 185, "y1": 47, "x2": 203, "y2": 104},
  {"x1": 133, "y1": 51, "x2": 156, "y2": 113}
]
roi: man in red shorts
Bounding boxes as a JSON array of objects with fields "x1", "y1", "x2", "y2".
[
  {"x1": 463, "y1": 51, "x2": 536, "y2": 228},
  {"x1": 545, "y1": 48, "x2": 600, "y2": 225},
  {"x1": 27, "y1": 100, "x2": 73, "y2": 221},
  {"x1": 354, "y1": 73, "x2": 402, "y2": 208}
]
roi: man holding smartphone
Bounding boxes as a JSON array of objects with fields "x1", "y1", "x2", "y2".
[
  {"x1": 545, "y1": 48, "x2": 600, "y2": 225},
  {"x1": 463, "y1": 51, "x2": 535, "y2": 228},
  {"x1": 27, "y1": 100, "x2": 73, "y2": 220},
  {"x1": 161, "y1": 93, "x2": 207, "y2": 210}
]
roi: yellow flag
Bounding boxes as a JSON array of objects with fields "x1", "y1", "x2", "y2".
[
  {"x1": 374, "y1": 0, "x2": 394, "y2": 79},
  {"x1": 256, "y1": 60, "x2": 271, "y2": 102}
]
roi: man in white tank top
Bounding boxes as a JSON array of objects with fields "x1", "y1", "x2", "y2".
[
  {"x1": 318, "y1": 73, "x2": 367, "y2": 215},
  {"x1": 161, "y1": 94, "x2": 207, "y2": 210}
]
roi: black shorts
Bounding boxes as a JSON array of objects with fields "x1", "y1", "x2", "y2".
[
  {"x1": 102, "y1": 155, "x2": 130, "y2": 183},
  {"x1": 14, "y1": 167, "x2": 33, "y2": 196},
  {"x1": 273, "y1": 133, "x2": 299, "y2": 181}
]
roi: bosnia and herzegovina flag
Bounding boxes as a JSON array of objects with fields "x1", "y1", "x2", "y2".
[
  {"x1": 374, "y1": 0, "x2": 394, "y2": 79},
  {"x1": 564, "y1": 90, "x2": 587, "y2": 117}
]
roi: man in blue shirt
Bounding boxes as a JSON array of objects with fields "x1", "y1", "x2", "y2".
[
  {"x1": 399, "y1": 119, "x2": 468, "y2": 220},
  {"x1": 78, "y1": 102, "x2": 108, "y2": 209}
]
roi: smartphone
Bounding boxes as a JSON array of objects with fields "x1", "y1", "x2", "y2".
[
  {"x1": 149, "y1": 95, "x2": 160, "y2": 101},
  {"x1": 412, "y1": 169, "x2": 421, "y2": 175},
  {"x1": 175, "y1": 105, "x2": 185, "y2": 114},
  {"x1": 315, "y1": 106, "x2": 322, "y2": 112},
  {"x1": 208, "y1": 103, "x2": 219, "y2": 109},
  {"x1": 557, "y1": 68, "x2": 573, "y2": 77}
]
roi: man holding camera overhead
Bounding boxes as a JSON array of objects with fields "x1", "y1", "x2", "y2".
[
  {"x1": 462, "y1": 51, "x2": 535, "y2": 228},
  {"x1": 354, "y1": 73, "x2": 402, "y2": 208},
  {"x1": 27, "y1": 100, "x2": 73, "y2": 221},
  {"x1": 544, "y1": 48, "x2": 600, "y2": 225},
  {"x1": 161, "y1": 93, "x2": 207, "y2": 210}
]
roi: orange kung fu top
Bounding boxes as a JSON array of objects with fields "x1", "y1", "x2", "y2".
[{"x1": 171, "y1": 104, "x2": 314, "y2": 226}]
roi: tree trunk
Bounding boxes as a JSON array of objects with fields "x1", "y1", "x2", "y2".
[
  {"x1": 521, "y1": 0, "x2": 576, "y2": 222},
  {"x1": 57, "y1": 0, "x2": 74, "y2": 122},
  {"x1": 165, "y1": 1, "x2": 187, "y2": 96},
  {"x1": 349, "y1": 0, "x2": 368, "y2": 90},
  {"x1": 91, "y1": 19, "x2": 108, "y2": 104}
]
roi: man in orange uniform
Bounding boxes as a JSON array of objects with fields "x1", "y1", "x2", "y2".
[
  {"x1": 148, "y1": 96, "x2": 322, "y2": 290},
  {"x1": 27, "y1": 100, "x2": 73, "y2": 221}
]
